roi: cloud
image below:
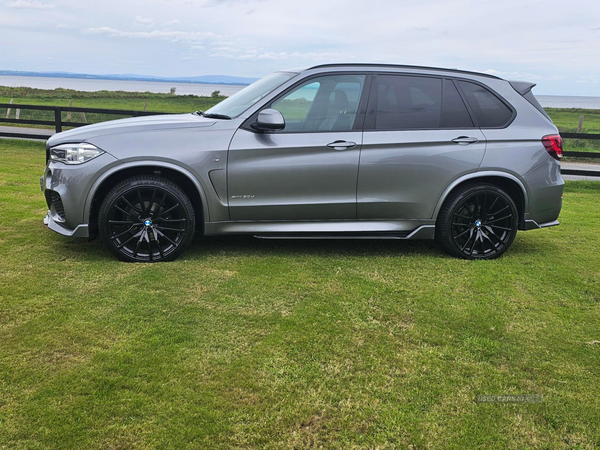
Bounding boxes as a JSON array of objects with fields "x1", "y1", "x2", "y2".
[
  {"x1": 229, "y1": 50, "x2": 352, "y2": 62},
  {"x1": 134, "y1": 16, "x2": 155, "y2": 26},
  {"x1": 5, "y1": 0, "x2": 55, "y2": 9},
  {"x1": 4, "y1": 0, "x2": 600, "y2": 95},
  {"x1": 483, "y1": 69, "x2": 543, "y2": 81},
  {"x1": 83, "y1": 27, "x2": 217, "y2": 43}
]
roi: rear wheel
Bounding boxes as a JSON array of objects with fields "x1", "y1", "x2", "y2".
[
  {"x1": 99, "y1": 176, "x2": 195, "y2": 262},
  {"x1": 436, "y1": 183, "x2": 518, "y2": 260}
]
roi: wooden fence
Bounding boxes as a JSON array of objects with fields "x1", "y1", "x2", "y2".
[{"x1": 0, "y1": 103, "x2": 164, "y2": 139}]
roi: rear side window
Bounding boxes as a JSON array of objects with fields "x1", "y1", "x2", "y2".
[
  {"x1": 457, "y1": 81, "x2": 513, "y2": 127},
  {"x1": 373, "y1": 76, "x2": 474, "y2": 130},
  {"x1": 374, "y1": 75, "x2": 442, "y2": 129}
]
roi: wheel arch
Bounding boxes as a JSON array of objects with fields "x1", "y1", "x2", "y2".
[
  {"x1": 85, "y1": 162, "x2": 209, "y2": 236},
  {"x1": 433, "y1": 171, "x2": 528, "y2": 229}
]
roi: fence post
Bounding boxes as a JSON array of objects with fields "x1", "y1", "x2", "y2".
[
  {"x1": 54, "y1": 108, "x2": 62, "y2": 133},
  {"x1": 15, "y1": 109, "x2": 20, "y2": 120},
  {"x1": 5, "y1": 99, "x2": 13, "y2": 119},
  {"x1": 67, "y1": 99, "x2": 72, "y2": 120},
  {"x1": 577, "y1": 115, "x2": 584, "y2": 134},
  {"x1": 81, "y1": 112, "x2": 87, "y2": 123}
]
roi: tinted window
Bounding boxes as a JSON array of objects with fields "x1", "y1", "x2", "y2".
[
  {"x1": 442, "y1": 79, "x2": 473, "y2": 128},
  {"x1": 272, "y1": 74, "x2": 366, "y2": 132},
  {"x1": 457, "y1": 81, "x2": 513, "y2": 127},
  {"x1": 374, "y1": 75, "x2": 442, "y2": 129}
]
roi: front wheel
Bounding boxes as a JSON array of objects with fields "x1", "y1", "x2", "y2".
[
  {"x1": 436, "y1": 183, "x2": 518, "y2": 260},
  {"x1": 99, "y1": 176, "x2": 196, "y2": 262}
]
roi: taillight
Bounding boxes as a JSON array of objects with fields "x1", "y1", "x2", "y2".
[{"x1": 542, "y1": 134, "x2": 563, "y2": 161}]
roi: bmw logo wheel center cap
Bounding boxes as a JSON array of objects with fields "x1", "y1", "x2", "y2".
[
  {"x1": 475, "y1": 219, "x2": 482, "y2": 228},
  {"x1": 144, "y1": 219, "x2": 152, "y2": 227}
]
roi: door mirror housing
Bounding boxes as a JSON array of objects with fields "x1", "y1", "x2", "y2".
[{"x1": 253, "y1": 108, "x2": 285, "y2": 132}]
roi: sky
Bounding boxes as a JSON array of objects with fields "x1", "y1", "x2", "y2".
[{"x1": 0, "y1": 0, "x2": 599, "y2": 95}]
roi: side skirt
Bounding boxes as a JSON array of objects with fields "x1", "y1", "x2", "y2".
[{"x1": 204, "y1": 220, "x2": 436, "y2": 240}]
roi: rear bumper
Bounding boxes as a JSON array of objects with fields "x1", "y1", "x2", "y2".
[
  {"x1": 44, "y1": 210, "x2": 89, "y2": 238},
  {"x1": 522, "y1": 158, "x2": 564, "y2": 228}
]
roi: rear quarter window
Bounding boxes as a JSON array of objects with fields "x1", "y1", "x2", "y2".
[{"x1": 457, "y1": 81, "x2": 513, "y2": 128}]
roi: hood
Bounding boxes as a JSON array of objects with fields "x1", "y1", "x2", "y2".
[{"x1": 47, "y1": 113, "x2": 216, "y2": 147}]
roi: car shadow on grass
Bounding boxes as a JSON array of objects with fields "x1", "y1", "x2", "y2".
[
  {"x1": 50, "y1": 231, "x2": 559, "y2": 262},
  {"x1": 187, "y1": 235, "x2": 444, "y2": 259},
  {"x1": 50, "y1": 234, "x2": 445, "y2": 262}
]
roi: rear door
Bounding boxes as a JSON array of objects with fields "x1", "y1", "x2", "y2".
[
  {"x1": 228, "y1": 73, "x2": 368, "y2": 221},
  {"x1": 357, "y1": 74, "x2": 486, "y2": 220}
]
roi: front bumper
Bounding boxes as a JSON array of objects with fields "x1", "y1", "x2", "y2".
[
  {"x1": 44, "y1": 210, "x2": 89, "y2": 237},
  {"x1": 41, "y1": 151, "x2": 120, "y2": 237}
]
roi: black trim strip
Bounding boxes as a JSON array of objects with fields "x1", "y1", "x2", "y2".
[{"x1": 561, "y1": 169, "x2": 600, "y2": 177}]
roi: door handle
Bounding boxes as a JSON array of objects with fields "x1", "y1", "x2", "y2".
[
  {"x1": 327, "y1": 140, "x2": 356, "y2": 150},
  {"x1": 452, "y1": 136, "x2": 479, "y2": 145}
]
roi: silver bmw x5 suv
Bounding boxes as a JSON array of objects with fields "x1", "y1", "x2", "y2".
[{"x1": 42, "y1": 63, "x2": 564, "y2": 262}]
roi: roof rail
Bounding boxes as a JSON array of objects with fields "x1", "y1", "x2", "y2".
[{"x1": 306, "y1": 63, "x2": 502, "y2": 80}]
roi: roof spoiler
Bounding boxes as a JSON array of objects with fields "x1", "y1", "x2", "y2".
[{"x1": 509, "y1": 80, "x2": 536, "y2": 95}]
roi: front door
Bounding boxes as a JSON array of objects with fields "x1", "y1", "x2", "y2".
[{"x1": 228, "y1": 74, "x2": 368, "y2": 221}]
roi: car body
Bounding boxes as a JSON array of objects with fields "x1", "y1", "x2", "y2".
[{"x1": 41, "y1": 63, "x2": 564, "y2": 262}]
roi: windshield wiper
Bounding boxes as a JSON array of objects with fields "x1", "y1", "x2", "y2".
[
  {"x1": 192, "y1": 110, "x2": 232, "y2": 120},
  {"x1": 201, "y1": 112, "x2": 232, "y2": 120}
]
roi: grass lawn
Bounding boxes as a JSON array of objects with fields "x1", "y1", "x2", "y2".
[
  {"x1": 0, "y1": 86, "x2": 223, "y2": 113},
  {"x1": 1, "y1": 139, "x2": 600, "y2": 449}
]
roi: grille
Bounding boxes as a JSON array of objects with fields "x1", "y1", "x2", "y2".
[{"x1": 49, "y1": 191, "x2": 66, "y2": 221}]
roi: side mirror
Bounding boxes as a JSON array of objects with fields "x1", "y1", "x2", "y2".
[{"x1": 252, "y1": 108, "x2": 285, "y2": 132}]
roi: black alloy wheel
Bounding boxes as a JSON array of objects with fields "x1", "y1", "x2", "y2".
[
  {"x1": 99, "y1": 176, "x2": 195, "y2": 262},
  {"x1": 436, "y1": 183, "x2": 518, "y2": 260}
]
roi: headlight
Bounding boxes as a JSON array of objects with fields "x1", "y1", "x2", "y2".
[{"x1": 49, "y1": 143, "x2": 104, "y2": 165}]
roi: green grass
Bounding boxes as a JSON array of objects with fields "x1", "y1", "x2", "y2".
[
  {"x1": 546, "y1": 108, "x2": 600, "y2": 134},
  {"x1": 547, "y1": 108, "x2": 600, "y2": 156},
  {"x1": 1, "y1": 139, "x2": 599, "y2": 449},
  {"x1": 0, "y1": 85, "x2": 223, "y2": 113}
]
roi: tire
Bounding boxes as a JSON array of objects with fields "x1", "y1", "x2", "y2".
[
  {"x1": 435, "y1": 183, "x2": 518, "y2": 260},
  {"x1": 98, "y1": 176, "x2": 196, "y2": 262}
]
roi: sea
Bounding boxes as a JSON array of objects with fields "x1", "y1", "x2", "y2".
[{"x1": 0, "y1": 75, "x2": 599, "y2": 109}]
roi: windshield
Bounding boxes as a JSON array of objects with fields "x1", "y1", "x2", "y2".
[{"x1": 203, "y1": 72, "x2": 296, "y2": 118}]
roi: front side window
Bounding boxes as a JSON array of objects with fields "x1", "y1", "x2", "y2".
[
  {"x1": 271, "y1": 74, "x2": 366, "y2": 132},
  {"x1": 456, "y1": 81, "x2": 513, "y2": 127},
  {"x1": 204, "y1": 72, "x2": 296, "y2": 118}
]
